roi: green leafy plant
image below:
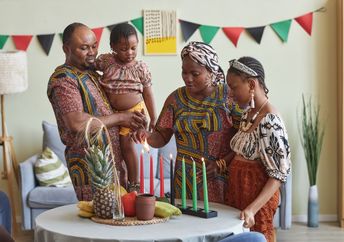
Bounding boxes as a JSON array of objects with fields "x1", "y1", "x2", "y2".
[{"x1": 299, "y1": 94, "x2": 325, "y2": 186}]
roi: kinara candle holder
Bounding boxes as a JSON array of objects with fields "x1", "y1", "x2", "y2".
[{"x1": 176, "y1": 204, "x2": 218, "y2": 218}]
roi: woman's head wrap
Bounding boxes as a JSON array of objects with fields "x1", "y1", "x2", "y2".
[{"x1": 181, "y1": 41, "x2": 224, "y2": 85}]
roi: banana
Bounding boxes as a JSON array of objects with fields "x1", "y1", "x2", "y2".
[
  {"x1": 77, "y1": 201, "x2": 94, "y2": 213},
  {"x1": 78, "y1": 209, "x2": 94, "y2": 218},
  {"x1": 154, "y1": 201, "x2": 182, "y2": 218}
]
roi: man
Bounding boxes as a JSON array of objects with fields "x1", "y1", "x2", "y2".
[{"x1": 47, "y1": 23, "x2": 146, "y2": 201}]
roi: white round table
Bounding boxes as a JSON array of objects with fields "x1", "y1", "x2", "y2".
[{"x1": 34, "y1": 202, "x2": 244, "y2": 242}]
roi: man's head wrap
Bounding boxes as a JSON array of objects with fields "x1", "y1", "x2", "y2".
[{"x1": 181, "y1": 41, "x2": 224, "y2": 85}]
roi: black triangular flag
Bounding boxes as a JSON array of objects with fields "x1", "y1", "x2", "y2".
[
  {"x1": 107, "y1": 21, "x2": 128, "y2": 32},
  {"x1": 37, "y1": 34, "x2": 55, "y2": 55},
  {"x1": 246, "y1": 26, "x2": 265, "y2": 44},
  {"x1": 179, "y1": 20, "x2": 200, "y2": 42}
]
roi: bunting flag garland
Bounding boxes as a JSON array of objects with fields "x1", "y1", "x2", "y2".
[
  {"x1": 12, "y1": 35, "x2": 33, "y2": 51},
  {"x1": 270, "y1": 20, "x2": 292, "y2": 42},
  {"x1": 295, "y1": 12, "x2": 313, "y2": 36},
  {"x1": 246, "y1": 26, "x2": 265, "y2": 44},
  {"x1": 0, "y1": 7, "x2": 323, "y2": 55},
  {"x1": 0, "y1": 35, "x2": 9, "y2": 49},
  {"x1": 37, "y1": 34, "x2": 55, "y2": 55},
  {"x1": 199, "y1": 25, "x2": 220, "y2": 44},
  {"x1": 222, "y1": 27, "x2": 244, "y2": 47},
  {"x1": 107, "y1": 21, "x2": 128, "y2": 32},
  {"x1": 92, "y1": 27, "x2": 104, "y2": 47},
  {"x1": 179, "y1": 20, "x2": 200, "y2": 42},
  {"x1": 131, "y1": 17, "x2": 143, "y2": 35}
]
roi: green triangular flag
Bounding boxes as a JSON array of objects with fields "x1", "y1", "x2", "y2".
[
  {"x1": 199, "y1": 25, "x2": 220, "y2": 44},
  {"x1": 59, "y1": 33, "x2": 63, "y2": 42},
  {"x1": 270, "y1": 20, "x2": 292, "y2": 42},
  {"x1": 131, "y1": 17, "x2": 143, "y2": 35},
  {"x1": 0, "y1": 35, "x2": 9, "y2": 49}
]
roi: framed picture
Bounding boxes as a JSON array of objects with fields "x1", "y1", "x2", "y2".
[{"x1": 143, "y1": 10, "x2": 177, "y2": 55}]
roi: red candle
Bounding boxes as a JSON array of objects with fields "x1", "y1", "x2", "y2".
[
  {"x1": 159, "y1": 155, "x2": 164, "y2": 197},
  {"x1": 140, "y1": 149, "x2": 144, "y2": 193},
  {"x1": 150, "y1": 154, "x2": 154, "y2": 195}
]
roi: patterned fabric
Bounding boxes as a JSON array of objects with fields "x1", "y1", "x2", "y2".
[
  {"x1": 47, "y1": 64, "x2": 124, "y2": 201},
  {"x1": 230, "y1": 112, "x2": 291, "y2": 182},
  {"x1": 226, "y1": 159, "x2": 279, "y2": 242},
  {"x1": 181, "y1": 41, "x2": 224, "y2": 85},
  {"x1": 156, "y1": 83, "x2": 235, "y2": 203},
  {"x1": 96, "y1": 53, "x2": 152, "y2": 94},
  {"x1": 229, "y1": 59, "x2": 259, "y2": 77}
]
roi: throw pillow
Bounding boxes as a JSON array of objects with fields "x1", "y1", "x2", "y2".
[{"x1": 34, "y1": 147, "x2": 72, "y2": 187}]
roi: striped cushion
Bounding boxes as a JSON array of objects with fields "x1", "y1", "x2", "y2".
[{"x1": 34, "y1": 147, "x2": 72, "y2": 187}]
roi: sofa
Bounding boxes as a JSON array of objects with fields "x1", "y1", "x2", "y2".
[{"x1": 19, "y1": 121, "x2": 291, "y2": 230}]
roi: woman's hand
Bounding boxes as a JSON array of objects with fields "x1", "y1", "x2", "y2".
[
  {"x1": 240, "y1": 208, "x2": 255, "y2": 228},
  {"x1": 196, "y1": 159, "x2": 217, "y2": 180},
  {"x1": 148, "y1": 119, "x2": 156, "y2": 132}
]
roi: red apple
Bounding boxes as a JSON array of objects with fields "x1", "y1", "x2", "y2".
[{"x1": 121, "y1": 191, "x2": 137, "y2": 217}]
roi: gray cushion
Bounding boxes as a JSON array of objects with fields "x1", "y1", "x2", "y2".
[
  {"x1": 157, "y1": 137, "x2": 177, "y2": 178},
  {"x1": 28, "y1": 185, "x2": 77, "y2": 209},
  {"x1": 42, "y1": 121, "x2": 66, "y2": 165}
]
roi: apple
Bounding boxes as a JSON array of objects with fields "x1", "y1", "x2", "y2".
[{"x1": 121, "y1": 191, "x2": 137, "y2": 217}]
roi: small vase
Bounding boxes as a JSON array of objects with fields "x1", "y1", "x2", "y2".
[
  {"x1": 307, "y1": 185, "x2": 319, "y2": 227},
  {"x1": 136, "y1": 194, "x2": 156, "y2": 221}
]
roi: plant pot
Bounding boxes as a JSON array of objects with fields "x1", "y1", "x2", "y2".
[
  {"x1": 136, "y1": 194, "x2": 156, "y2": 221},
  {"x1": 307, "y1": 185, "x2": 319, "y2": 227}
]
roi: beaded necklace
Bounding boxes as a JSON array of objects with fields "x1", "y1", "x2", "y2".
[{"x1": 239, "y1": 99, "x2": 269, "y2": 132}]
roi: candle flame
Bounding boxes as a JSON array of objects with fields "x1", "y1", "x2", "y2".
[
  {"x1": 190, "y1": 157, "x2": 196, "y2": 163},
  {"x1": 201, "y1": 157, "x2": 204, "y2": 162},
  {"x1": 143, "y1": 139, "x2": 150, "y2": 152},
  {"x1": 169, "y1": 153, "x2": 173, "y2": 159},
  {"x1": 141, "y1": 149, "x2": 144, "y2": 154}
]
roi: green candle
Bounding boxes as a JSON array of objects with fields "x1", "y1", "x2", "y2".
[
  {"x1": 181, "y1": 156, "x2": 186, "y2": 209},
  {"x1": 202, "y1": 158, "x2": 209, "y2": 213},
  {"x1": 192, "y1": 158, "x2": 197, "y2": 211}
]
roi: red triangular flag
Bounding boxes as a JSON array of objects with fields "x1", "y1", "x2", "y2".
[
  {"x1": 12, "y1": 35, "x2": 33, "y2": 51},
  {"x1": 222, "y1": 27, "x2": 244, "y2": 47},
  {"x1": 92, "y1": 27, "x2": 104, "y2": 47},
  {"x1": 295, "y1": 12, "x2": 313, "y2": 36}
]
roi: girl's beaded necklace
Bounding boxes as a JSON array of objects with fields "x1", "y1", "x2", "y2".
[{"x1": 239, "y1": 99, "x2": 269, "y2": 132}]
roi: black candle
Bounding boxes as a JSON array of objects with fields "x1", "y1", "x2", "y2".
[{"x1": 170, "y1": 154, "x2": 175, "y2": 205}]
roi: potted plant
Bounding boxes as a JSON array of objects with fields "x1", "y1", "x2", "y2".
[{"x1": 299, "y1": 94, "x2": 325, "y2": 227}]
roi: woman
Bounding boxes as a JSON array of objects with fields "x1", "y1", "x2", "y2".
[
  {"x1": 135, "y1": 41, "x2": 241, "y2": 203},
  {"x1": 225, "y1": 57, "x2": 291, "y2": 242}
]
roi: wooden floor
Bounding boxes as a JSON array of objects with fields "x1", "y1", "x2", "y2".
[{"x1": 13, "y1": 222, "x2": 344, "y2": 242}]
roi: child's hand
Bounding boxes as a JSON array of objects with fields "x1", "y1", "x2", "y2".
[{"x1": 131, "y1": 129, "x2": 148, "y2": 143}]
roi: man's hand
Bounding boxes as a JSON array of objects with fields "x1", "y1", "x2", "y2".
[{"x1": 120, "y1": 111, "x2": 147, "y2": 130}]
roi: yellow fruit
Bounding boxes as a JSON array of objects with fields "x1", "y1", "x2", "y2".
[
  {"x1": 78, "y1": 209, "x2": 94, "y2": 218},
  {"x1": 120, "y1": 186, "x2": 128, "y2": 196},
  {"x1": 154, "y1": 201, "x2": 182, "y2": 218},
  {"x1": 77, "y1": 201, "x2": 94, "y2": 213}
]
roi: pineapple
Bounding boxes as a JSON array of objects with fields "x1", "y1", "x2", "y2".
[{"x1": 85, "y1": 144, "x2": 123, "y2": 220}]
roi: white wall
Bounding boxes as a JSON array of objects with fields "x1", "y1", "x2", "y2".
[{"x1": 0, "y1": 0, "x2": 335, "y2": 218}]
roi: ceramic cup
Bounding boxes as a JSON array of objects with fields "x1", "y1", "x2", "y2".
[{"x1": 135, "y1": 194, "x2": 156, "y2": 220}]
